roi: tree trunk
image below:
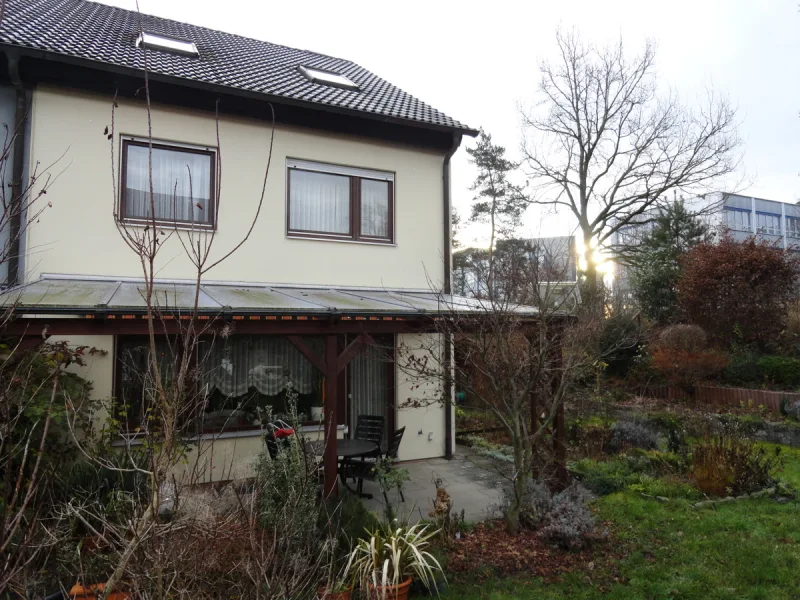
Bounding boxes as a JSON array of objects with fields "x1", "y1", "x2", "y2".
[{"x1": 505, "y1": 426, "x2": 526, "y2": 535}]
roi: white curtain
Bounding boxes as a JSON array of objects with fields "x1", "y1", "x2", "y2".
[
  {"x1": 360, "y1": 179, "x2": 389, "y2": 238},
  {"x1": 200, "y1": 336, "x2": 322, "y2": 397},
  {"x1": 125, "y1": 144, "x2": 213, "y2": 224},
  {"x1": 289, "y1": 169, "x2": 350, "y2": 234},
  {"x1": 349, "y1": 342, "x2": 390, "y2": 444}
]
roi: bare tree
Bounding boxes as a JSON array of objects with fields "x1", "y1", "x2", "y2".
[
  {"x1": 57, "y1": 23, "x2": 277, "y2": 596},
  {"x1": 521, "y1": 30, "x2": 741, "y2": 307}
]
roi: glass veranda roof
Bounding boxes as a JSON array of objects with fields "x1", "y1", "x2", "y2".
[{"x1": 0, "y1": 275, "x2": 540, "y2": 318}]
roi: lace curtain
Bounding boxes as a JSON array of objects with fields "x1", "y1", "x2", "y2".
[{"x1": 200, "y1": 336, "x2": 323, "y2": 398}]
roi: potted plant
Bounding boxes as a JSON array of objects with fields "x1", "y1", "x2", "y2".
[
  {"x1": 69, "y1": 583, "x2": 130, "y2": 599},
  {"x1": 317, "y1": 580, "x2": 353, "y2": 600},
  {"x1": 346, "y1": 523, "x2": 444, "y2": 600}
]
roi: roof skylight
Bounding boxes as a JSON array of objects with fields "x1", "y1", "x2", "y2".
[
  {"x1": 136, "y1": 32, "x2": 199, "y2": 57},
  {"x1": 298, "y1": 66, "x2": 359, "y2": 91}
]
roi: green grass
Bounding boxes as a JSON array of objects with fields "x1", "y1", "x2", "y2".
[{"x1": 444, "y1": 445, "x2": 800, "y2": 600}]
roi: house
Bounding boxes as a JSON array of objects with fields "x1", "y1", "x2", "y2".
[
  {"x1": 612, "y1": 192, "x2": 800, "y2": 295},
  {"x1": 453, "y1": 236, "x2": 579, "y2": 307},
  {"x1": 0, "y1": 0, "x2": 525, "y2": 494}
]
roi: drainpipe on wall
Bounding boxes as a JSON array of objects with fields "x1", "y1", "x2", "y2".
[
  {"x1": 7, "y1": 51, "x2": 29, "y2": 287},
  {"x1": 442, "y1": 132, "x2": 461, "y2": 459}
]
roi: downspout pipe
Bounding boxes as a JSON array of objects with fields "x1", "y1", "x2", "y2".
[
  {"x1": 7, "y1": 51, "x2": 28, "y2": 287},
  {"x1": 443, "y1": 132, "x2": 461, "y2": 459}
]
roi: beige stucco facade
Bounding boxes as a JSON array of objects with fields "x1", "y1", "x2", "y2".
[
  {"x1": 30, "y1": 85, "x2": 456, "y2": 479},
  {"x1": 24, "y1": 85, "x2": 447, "y2": 290}
]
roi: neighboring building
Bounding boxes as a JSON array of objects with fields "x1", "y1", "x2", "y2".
[
  {"x1": 612, "y1": 192, "x2": 800, "y2": 295},
  {"x1": 453, "y1": 236, "x2": 578, "y2": 307},
  {"x1": 0, "y1": 0, "x2": 511, "y2": 487}
]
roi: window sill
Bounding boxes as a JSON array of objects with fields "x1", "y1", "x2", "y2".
[
  {"x1": 118, "y1": 218, "x2": 217, "y2": 233},
  {"x1": 286, "y1": 233, "x2": 396, "y2": 247},
  {"x1": 111, "y1": 424, "x2": 348, "y2": 447}
]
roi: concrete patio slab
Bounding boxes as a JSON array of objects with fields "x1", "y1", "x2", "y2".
[{"x1": 357, "y1": 445, "x2": 504, "y2": 523}]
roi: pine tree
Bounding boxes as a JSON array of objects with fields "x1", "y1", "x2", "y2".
[
  {"x1": 466, "y1": 129, "x2": 527, "y2": 297},
  {"x1": 630, "y1": 200, "x2": 706, "y2": 322}
]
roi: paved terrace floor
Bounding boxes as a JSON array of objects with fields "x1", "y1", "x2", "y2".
[{"x1": 358, "y1": 445, "x2": 505, "y2": 523}]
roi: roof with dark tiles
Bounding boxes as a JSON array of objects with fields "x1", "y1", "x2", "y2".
[{"x1": 0, "y1": 0, "x2": 476, "y2": 134}]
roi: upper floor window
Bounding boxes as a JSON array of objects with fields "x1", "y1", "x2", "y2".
[
  {"x1": 787, "y1": 216, "x2": 800, "y2": 238},
  {"x1": 286, "y1": 159, "x2": 394, "y2": 244},
  {"x1": 121, "y1": 139, "x2": 216, "y2": 229},
  {"x1": 724, "y1": 207, "x2": 751, "y2": 232},
  {"x1": 756, "y1": 212, "x2": 782, "y2": 236}
]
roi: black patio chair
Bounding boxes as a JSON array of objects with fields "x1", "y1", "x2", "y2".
[
  {"x1": 342, "y1": 414, "x2": 385, "y2": 481},
  {"x1": 353, "y1": 414, "x2": 385, "y2": 458},
  {"x1": 347, "y1": 426, "x2": 406, "y2": 503}
]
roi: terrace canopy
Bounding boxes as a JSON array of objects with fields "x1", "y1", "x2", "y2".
[{"x1": 1, "y1": 274, "x2": 540, "y2": 495}]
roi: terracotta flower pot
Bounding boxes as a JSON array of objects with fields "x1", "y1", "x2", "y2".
[
  {"x1": 69, "y1": 583, "x2": 130, "y2": 600},
  {"x1": 317, "y1": 584, "x2": 353, "y2": 600},
  {"x1": 367, "y1": 577, "x2": 412, "y2": 600}
]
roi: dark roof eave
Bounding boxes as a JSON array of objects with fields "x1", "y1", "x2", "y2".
[{"x1": 2, "y1": 43, "x2": 480, "y2": 138}]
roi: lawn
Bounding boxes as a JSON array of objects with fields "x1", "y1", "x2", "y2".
[{"x1": 444, "y1": 445, "x2": 800, "y2": 600}]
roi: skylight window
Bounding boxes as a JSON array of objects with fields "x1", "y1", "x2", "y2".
[
  {"x1": 136, "y1": 32, "x2": 199, "y2": 57},
  {"x1": 298, "y1": 66, "x2": 359, "y2": 91}
]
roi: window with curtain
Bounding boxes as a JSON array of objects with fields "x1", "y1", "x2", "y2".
[
  {"x1": 287, "y1": 159, "x2": 393, "y2": 242},
  {"x1": 115, "y1": 336, "x2": 324, "y2": 434},
  {"x1": 121, "y1": 139, "x2": 215, "y2": 227}
]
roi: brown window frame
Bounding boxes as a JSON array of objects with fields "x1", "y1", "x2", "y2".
[
  {"x1": 119, "y1": 138, "x2": 218, "y2": 230},
  {"x1": 286, "y1": 162, "x2": 395, "y2": 244}
]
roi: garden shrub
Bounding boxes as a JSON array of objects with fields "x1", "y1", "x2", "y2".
[
  {"x1": 517, "y1": 479, "x2": 554, "y2": 529},
  {"x1": 692, "y1": 429, "x2": 783, "y2": 496},
  {"x1": 626, "y1": 474, "x2": 702, "y2": 500},
  {"x1": 569, "y1": 458, "x2": 639, "y2": 495},
  {"x1": 605, "y1": 421, "x2": 658, "y2": 454},
  {"x1": 756, "y1": 355, "x2": 800, "y2": 388},
  {"x1": 723, "y1": 351, "x2": 762, "y2": 386},
  {"x1": 255, "y1": 435, "x2": 319, "y2": 537},
  {"x1": 644, "y1": 411, "x2": 690, "y2": 453},
  {"x1": 650, "y1": 346, "x2": 728, "y2": 397},
  {"x1": 677, "y1": 237, "x2": 800, "y2": 348},
  {"x1": 657, "y1": 324, "x2": 708, "y2": 352},
  {"x1": 540, "y1": 483, "x2": 599, "y2": 550},
  {"x1": 599, "y1": 314, "x2": 645, "y2": 377},
  {"x1": 567, "y1": 416, "x2": 614, "y2": 459},
  {"x1": 320, "y1": 492, "x2": 380, "y2": 562}
]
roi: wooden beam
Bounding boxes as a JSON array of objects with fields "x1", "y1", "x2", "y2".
[
  {"x1": 286, "y1": 335, "x2": 325, "y2": 373},
  {"x1": 323, "y1": 334, "x2": 339, "y2": 498},
  {"x1": 336, "y1": 332, "x2": 376, "y2": 373},
  {"x1": 4, "y1": 319, "x2": 431, "y2": 337}
]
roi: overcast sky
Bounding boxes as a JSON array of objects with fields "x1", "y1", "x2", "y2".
[{"x1": 98, "y1": 0, "x2": 800, "y2": 247}]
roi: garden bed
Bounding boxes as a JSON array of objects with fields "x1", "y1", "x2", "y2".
[{"x1": 445, "y1": 519, "x2": 623, "y2": 585}]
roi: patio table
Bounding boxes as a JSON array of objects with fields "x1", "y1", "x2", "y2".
[{"x1": 305, "y1": 439, "x2": 379, "y2": 498}]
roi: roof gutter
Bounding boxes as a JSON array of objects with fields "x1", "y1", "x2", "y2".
[
  {"x1": 0, "y1": 45, "x2": 480, "y2": 138},
  {"x1": 6, "y1": 51, "x2": 28, "y2": 287},
  {"x1": 442, "y1": 132, "x2": 462, "y2": 460}
]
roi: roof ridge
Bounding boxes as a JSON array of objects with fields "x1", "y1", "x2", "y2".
[{"x1": 0, "y1": 0, "x2": 476, "y2": 133}]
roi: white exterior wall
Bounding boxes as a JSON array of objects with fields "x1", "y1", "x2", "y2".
[
  {"x1": 395, "y1": 332, "x2": 448, "y2": 461},
  {"x1": 25, "y1": 85, "x2": 446, "y2": 290}
]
